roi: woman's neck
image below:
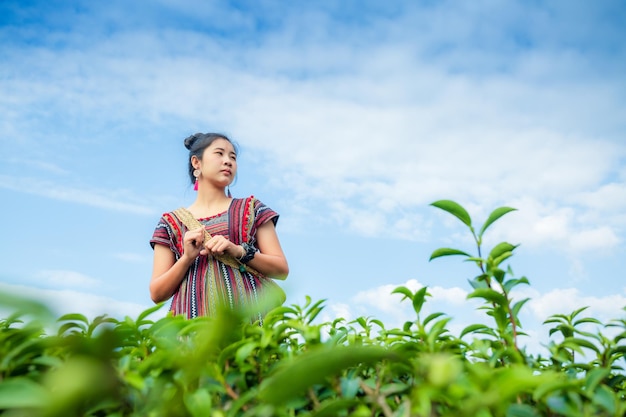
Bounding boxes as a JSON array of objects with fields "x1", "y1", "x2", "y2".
[{"x1": 188, "y1": 187, "x2": 232, "y2": 218}]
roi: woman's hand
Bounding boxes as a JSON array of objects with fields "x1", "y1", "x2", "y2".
[
  {"x1": 203, "y1": 235, "x2": 241, "y2": 257},
  {"x1": 182, "y1": 227, "x2": 208, "y2": 261},
  {"x1": 151, "y1": 227, "x2": 208, "y2": 304}
]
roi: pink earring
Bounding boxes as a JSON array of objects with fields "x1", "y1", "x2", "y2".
[{"x1": 193, "y1": 169, "x2": 201, "y2": 191}]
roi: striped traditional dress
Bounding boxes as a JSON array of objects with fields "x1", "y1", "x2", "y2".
[{"x1": 150, "y1": 196, "x2": 280, "y2": 320}]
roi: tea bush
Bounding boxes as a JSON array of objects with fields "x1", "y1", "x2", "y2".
[{"x1": 0, "y1": 200, "x2": 624, "y2": 416}]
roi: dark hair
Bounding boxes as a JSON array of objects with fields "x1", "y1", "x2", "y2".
[{"x1": 184, "y1": 132, "x2": 238, "y2": 185}]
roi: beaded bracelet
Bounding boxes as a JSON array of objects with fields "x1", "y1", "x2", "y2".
[{"x1": 238, "y1": 242, "x2": 257, "y2": 264}]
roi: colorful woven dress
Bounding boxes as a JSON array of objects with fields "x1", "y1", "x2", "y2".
[{"x1": 150, "y1": 196, "x2": 283, "y2": 320}]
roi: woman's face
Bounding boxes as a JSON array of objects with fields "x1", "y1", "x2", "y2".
[{"x1": 197, "y1": 138, "x2": 238, "y2": 186}]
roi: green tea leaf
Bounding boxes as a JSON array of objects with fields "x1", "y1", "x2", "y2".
[
  {"x1": 370, "y1": 319, "x2": 385, "y2": 330},
  {"x1": 385, "y1": 330, "x2": 413, "y2": 341},
  {"x1": 573, "y1": 317, "x2": 602, "y2": 326},
  {"x1": 545, "y1": 394, "x2": 583, "y2": 417},
  {"x1": 511, "y1": 298, "x2": 530, "y2": 317},
  {"x1": 569, "y1": 306, "x2": 591, "y2": 319},
  {"x1": 561, "y1": 337, "x2": 600, "y2": 354},
  {"x1": 355, "y1": 316, "x2": 368, "y2": 329},
  {"x1": 391, "y1": 286, "x2": 413, "y2": 300},
  {"x1": 57, "y1": 321, "x2": 88, "y2": 336},
  {"x1": 423, "y1": 312, "x2": 447, "y2": 327},
  {"x1": 136, "y1": 302, "x2": 166, "y2": 324},
  {"x1": 258, "y1": 345, "x2": 397, "y2": 405},
  {"x1": 584, "y1": 367, "x2": 610, "y2": 392},
  {"x1": 479, "y1": 207, "x2": 517, "y2": 238},
  {"x1": 467, "y1": 288, "x2": 507, "y2": 306},
  {"x1": 340, "y1": 376, "x2": 361, "y2": 399},
  {"x1": 185, "y1": 388, "x2": 213, "y2": 417},
  {"x1": 468, "y1": 277, "x2": 489, "y2": 289},
  {"x1": 489, "y1": 242, "x2": 518, "y2": 261},
  {"x1": 492, "y1": 268, "x2": 506, "y2": 283},
  {"x1": 412, "y1": 286, "x2": 430, "y2": 315},
  {"x1": 431, "y1": 200, "x2": 472, "y2": 227},
  {"x1": 460, "y1": 323, "x2": 492, "y2": 338},
  {"x1": 429, "y1": 248, "x2": 471, "y2": 261},
  {"x1": 310, "y1": 399, "x2": 361, "y2": 417},
  {"x1": 506, "y1": 403, "x2": 540, "y2": 417},
  {"x1": 380, "y1": 382, "x2": 410, "y2": 396},
  {"x1": 58, "y1": 313, "x2": 89, "y2": 324},
  {"x1": 492, "y1": 252, "x2": 514, "y2": 269},
  {"x1": 235, "y1": 341, "x2": 259, "y2": 364},
  {"x1": 87, "y1": 315, "x2": 117, "y2": 336},
  {"x1": 0, "y1": 377, "x2": 48, "y2": 408},
  {"x1": 503, "y1": 277, "x2": 530, "y2": 293},
  {"x1": 304, "y1": 299, "x2": 327, "y2": 324},
  {"x1": 533, "y1": 379, "x2": 579, "y2": 401},
  {"x1": 592, "y1": 385, "x2": 616, "y2": 413}
]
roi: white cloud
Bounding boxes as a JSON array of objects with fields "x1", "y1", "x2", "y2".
[
  {"x1": 0, "y1": 175, "x2": 157, "y2": 215},
  {"x1": 319, "y1": 302, "x2": 353, "y2": 325},
  {"x1": 352, "y1": 281, "x2": 415, "y2": 319},
  {"x1": 35, "y1": 270, "x2": 101, "y2": 290},
  {"x1": 429, "y1": 286, "x2": 468, "y2": 306},
  {"x1": 569, "y1": 227, "x2": 620, "y2": 252},
  {"x1": 484, "y1": 197, "x2": 624, "y2": 254},
  {"x1": 525, "y1": 287, "x2": 626, "y2": 324},
  {"x1": 0, "y1": 283, "x2": 156, "y2": 320},
  {"x1": 220, "y1": 75, "x2": 625, "y2": 244},
  {"x1": 574, "y1": 183, "x2": 626, "y2": 212}
]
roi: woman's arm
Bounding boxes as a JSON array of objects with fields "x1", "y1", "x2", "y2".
[
  {"x1": 245, "y1": 221, "x2": 289, "y2": 280},
  {"x1": 149, "y1": 227, "x2": 206, "y2": 303}
]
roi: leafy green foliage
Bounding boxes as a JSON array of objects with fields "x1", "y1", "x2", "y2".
[
  {"x1": 1, "y1": 200, "x2": 624, "y2": 416},
  {"x1": 431, "y1": 200, "x2": 528, "y2": 364}
]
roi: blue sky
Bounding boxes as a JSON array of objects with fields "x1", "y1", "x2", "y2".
[{"x1": 1, "y1": 0, "x2": 625, "y2": 354}]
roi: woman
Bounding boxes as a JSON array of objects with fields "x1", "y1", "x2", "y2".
[{"x1": 150, "y1": 133, "x2": 288, "y2": 320}]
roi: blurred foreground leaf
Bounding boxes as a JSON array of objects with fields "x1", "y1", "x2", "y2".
[{"x1": 259, "y1": 345, "x2": 399, "y2": 405}]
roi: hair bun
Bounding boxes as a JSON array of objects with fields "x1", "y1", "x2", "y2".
[{"x1": 184, "y1": 133, "x2": 201, "y2": 150}]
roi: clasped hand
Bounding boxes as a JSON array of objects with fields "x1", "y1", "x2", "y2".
[{"x1": 182, "y1": 227, "x2": 237, "y2": 259}]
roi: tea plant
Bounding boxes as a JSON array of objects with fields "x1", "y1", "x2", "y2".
[{"x1": 0, "y1": 200, "x2": 624, "y2": 416}]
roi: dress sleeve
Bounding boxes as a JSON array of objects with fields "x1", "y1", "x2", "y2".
[
  {"x1": 249, "y1": 199, "x2": 279, "y2": 244},
  {"x1": 149, "y1": 213, "x2": 183, "y2": 258}
]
